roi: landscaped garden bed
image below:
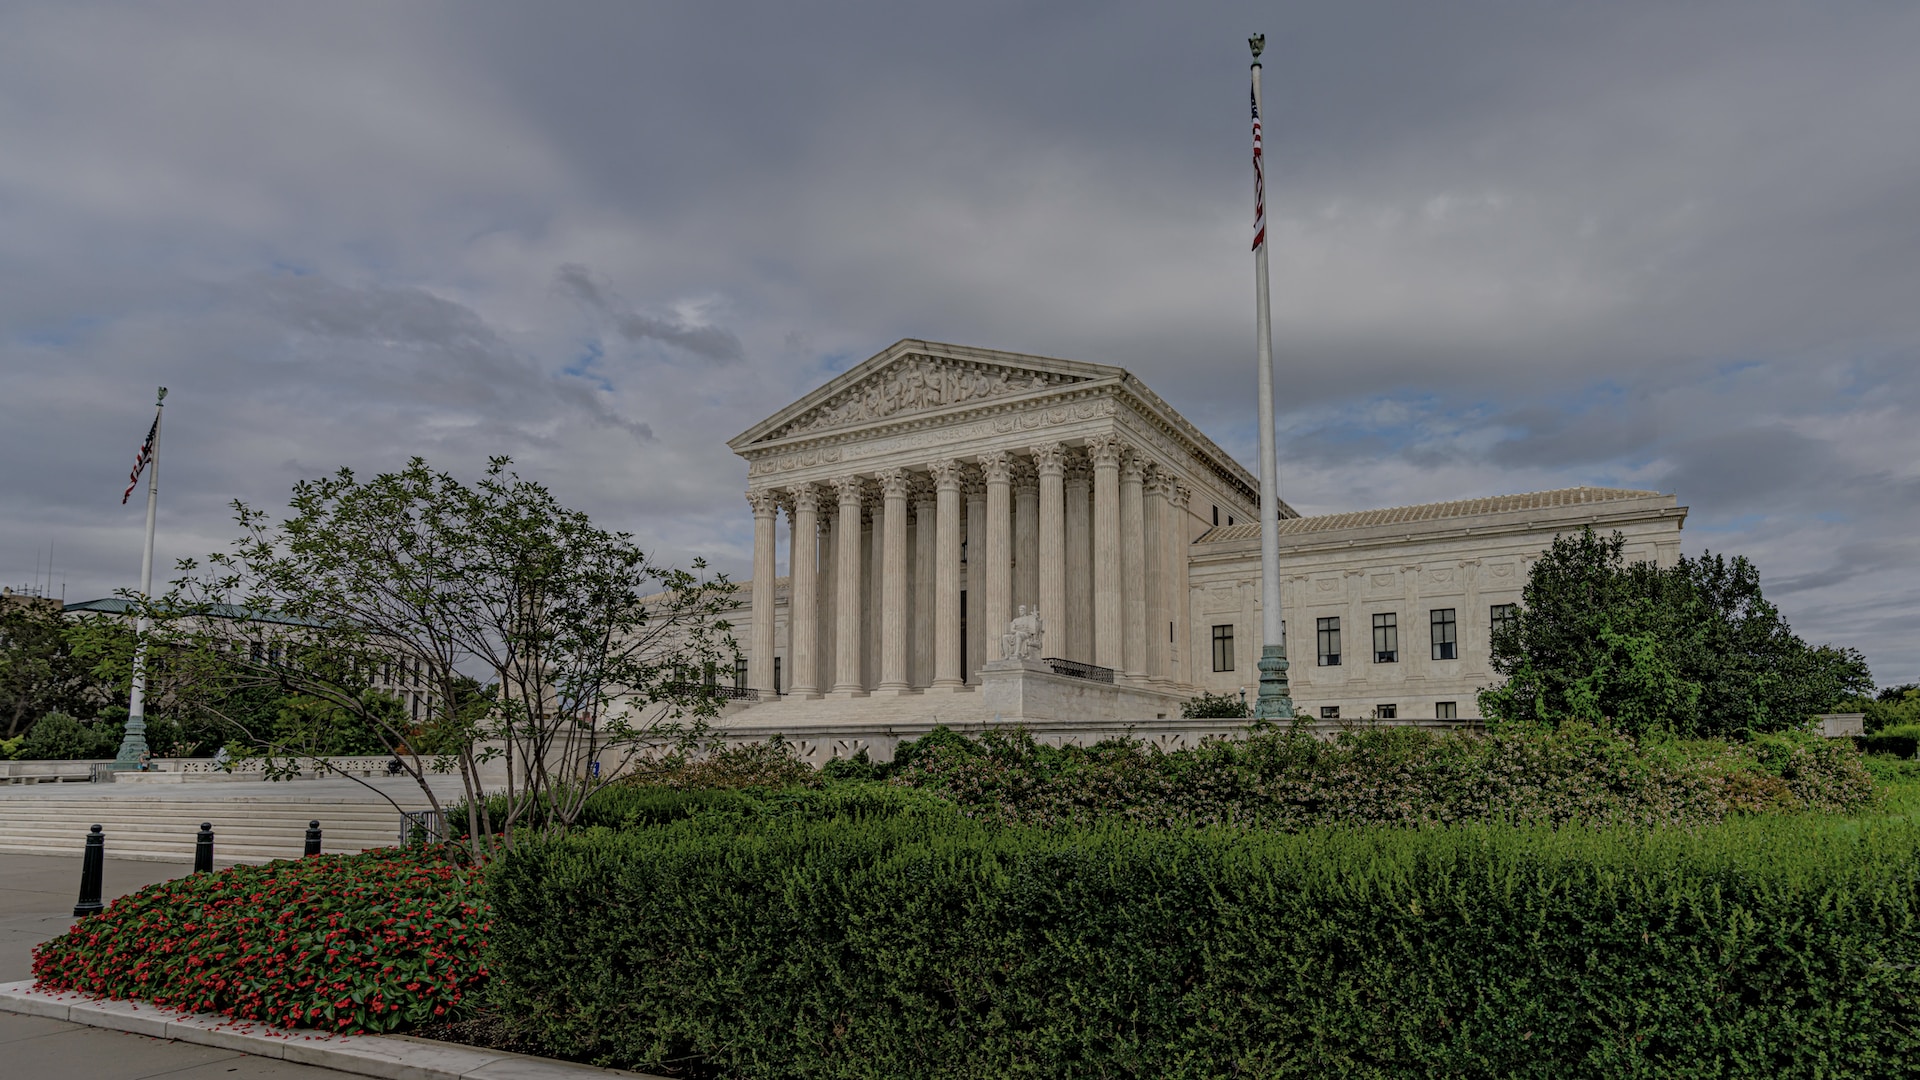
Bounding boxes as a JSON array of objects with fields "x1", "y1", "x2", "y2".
[{"x1": 29, "y1": 726, "x2": 1920, "y2": 1078}]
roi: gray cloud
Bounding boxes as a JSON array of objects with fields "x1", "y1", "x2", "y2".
[{"x1": 1, "y1": 0, "x2": 1916, "y2": 681}]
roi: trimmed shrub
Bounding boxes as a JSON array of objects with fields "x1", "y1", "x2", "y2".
[
  {"x1": 33, "y1": 848, "x2": 486, "y2": 1033},
  {"x1": 19, "y1": 712, "x2": 120, "y2": 760},
  {"x1": 884, "y1": 724, "x2": 1876, "y2": 831},
  {"x1": 1859, "y1": 723, "x2": 1920, "y2": 759},
  {"x1": 487, "y1": 812, "x2": 1920, "y2": 1078}
]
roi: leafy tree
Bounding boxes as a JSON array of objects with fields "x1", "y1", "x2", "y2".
[
  {"x1": 1481, "y1": 527, "x2": 1872, "y2": 737},
  {"x1": 142, "y1": 457, "x2": 737, "y2": 858},
  {"x1": 0, "y1": 603, "x2": 128, "y2": 737}
]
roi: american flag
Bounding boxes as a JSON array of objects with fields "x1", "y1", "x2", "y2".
[
  {"x1": 1251, "y1": 80, "x2": 1266, "y2": 251},
  {"x1": 122, "y1": 415, "x2": 158, "y2": 504}
]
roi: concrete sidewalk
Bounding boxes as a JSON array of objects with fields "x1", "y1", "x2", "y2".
[{"x1": 1, "y1": 852, "x2": 350, "y2": 1077}]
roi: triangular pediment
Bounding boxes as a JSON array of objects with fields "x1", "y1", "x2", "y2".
[{"x1": 732, "y1": 340, "x2": 1121, "y2": 447}]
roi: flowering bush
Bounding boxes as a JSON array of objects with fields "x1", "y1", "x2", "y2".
[{"x1": 32, "y1": 847, "x2": 486, "y2": 1034}]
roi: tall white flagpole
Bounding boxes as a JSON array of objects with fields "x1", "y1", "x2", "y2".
[
  {"x1": 1249, "y1": 36, "x2": 1294, "y2": 721},
  {"x1": 114, "y1": 386, "x2": 167, "y2": 769}
]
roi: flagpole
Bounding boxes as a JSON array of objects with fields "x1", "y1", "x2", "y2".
[
  {"x1": 113, "y1": 387, "x2": 166, "y2": 770},
  {"x1": 1249, "y1": 36, "x2": 1294, "y2": 722}
]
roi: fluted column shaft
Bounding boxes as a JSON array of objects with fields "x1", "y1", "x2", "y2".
[
  {"x1": 913, "y1": 489, "x2": 936, "y2": 687},
  {"x1": 1170, "y1": 483, "x2": 1193, "y2": 686},
  {"x1": 964, "y1": 481, "x2": 985, "y2": 679},
  {"x1": 866, "y1": 508, "x2": 883, "y2": 688},
  {"x1": 878, "y1": 469, "x2": 911, "y2": 693},
  {"x1": 830, "y1": 476, "x2": 867, "y2": 696},
  {"x1": 1143, "y1": 472, "x2": 1168, "y2": 684},
  {"x1": 787, "y1": 484, "x2": 821, "y2": 697},
  {"x1": 1064, "y1": 462, "x2": 1092, "y2": 664},
  {"x1": 748, "y1": 491, "x2": 779, "y2": 696},
  {"x1": 979, "y1": 452, "x2": 1013, "y2": 663},
  {"x1": 1013, "y1": 465, "x2": 1039, "y2": 613},
  {"x1": 1033, "y1": 445, "x2": 1066, "y2": 662},
  {"x1": 819, "y1": 512, "x2": 836, "y2": 690},
  {"x1": 931, "y1": 461, "x2": 965, "y2": 688},
  {"x1": 1089, "y1": 436, "x2": 1124, "y2": 671},
  {"x1": 1120, "y1": 453, "x2": 1149, "y2": 683}
]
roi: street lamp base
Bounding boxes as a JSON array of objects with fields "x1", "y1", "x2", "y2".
[{"x1": 1253, "y1": 645, "x2": 1294, "y2": 721}]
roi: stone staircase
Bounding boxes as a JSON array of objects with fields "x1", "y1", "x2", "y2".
[{"x1": 0, "y1": 777, "x2": 467, "y2": 865}]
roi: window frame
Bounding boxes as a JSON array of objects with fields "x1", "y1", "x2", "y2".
[
  {"x1": 1316, "y1": 616, "x2": 1341, "y2": 667},
  {"x1": 1376, "y1": 704, "x2": 1397, "y2": 720},
  {"x1": 1430, "y1": 608, "x2": 1458, "y2": 661},
  {"x1": 1436, "y1": 701, "x2": 1458, "y2": 720},
  {"x1": 1320, "y1": 706, "x2": 1340, "y2": 720},
  {"x1": 1211, "y1": 623, "x2": 1235, "y2": 673},
  {"x1": 1372, "y1": 612, "x2": 1398, "y2": 663}
]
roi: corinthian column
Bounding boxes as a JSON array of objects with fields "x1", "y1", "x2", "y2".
[
  {"x1": 787, "y1": 484, "x2": 821, "y2": 698},
  {"x1": 1064, "y1": 454, "x2": 1092, "y2": 663},
  {"x1": 929, "y1": 459, "x2": 965, "y2": 689},
  {"x1": 1120, "y1": 451, "x2": 1149, "y2": 684},
  {"x1": 978, "y1": 451, "x2": 1013, "y2": 664},
  {"x1": 747, "y1": 490, "x2": 780, "y2": 697},
  {"x1": 1170, "y1": 482, "x2": 1193, "y2": 686},
  {"x1": 1013, "y1": 458, "x2": 1039, "y2": 613},
  {"x1": 964, "y1": 473, "x2": 985, "y2": 678},
  {"x1": 912, "y1": 484, "x2": 936, "y2": 687},
  {"x1": 829, "y1": 476, "x2": 868, "y2": 697},
  {"x1": 1088, "y1": 435, "x2": 1125, "y2": 672},
  {"x1": 1143, "y1": 471, "x2": 1169, "y2": 686},
  {"x1": 1032, "y1": 444, "x2": 1066, "y2": 662},
  {"x1": 877, "y1": 468, "x2": 912, "y2": 695}
]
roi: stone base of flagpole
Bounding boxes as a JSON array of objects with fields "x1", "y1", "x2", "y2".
[{"x1": 1253, "y1": 645, "x2": 1294, "y2": 721}]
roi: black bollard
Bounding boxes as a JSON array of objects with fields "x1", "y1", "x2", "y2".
[
  {"x1": 304, "y1": 820, "x2": 322, "y2": 857},
  {"x1": 73, "y1": 825, "x2": 105, "y2": 917},
  {"x1": 194, "y1": 823, "x2": 214, "y2": 874}
]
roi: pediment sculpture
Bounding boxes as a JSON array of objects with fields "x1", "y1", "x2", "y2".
[{"x1": 773, "y1": 358, "x2": 1073, "y2": 439}]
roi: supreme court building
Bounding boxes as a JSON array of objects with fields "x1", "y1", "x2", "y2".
[{"x1": 714, "y1": 340, "x2": 1686, "y2": 760}]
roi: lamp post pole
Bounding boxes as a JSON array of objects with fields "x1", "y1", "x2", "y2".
[{"x1": 113, "y1": 387, "x2": 166, "y2": 769}]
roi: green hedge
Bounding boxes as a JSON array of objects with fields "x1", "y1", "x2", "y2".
[
  {"x1": 487, "y1": 806, "x2": 1920, "y2": 1079},
  {"x1": 1859, "y1": 724, "x2": 1920, "y2": 759}
]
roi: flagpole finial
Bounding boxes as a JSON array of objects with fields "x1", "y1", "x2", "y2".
[
  {"x1": 156, "y1": 386, "x2": 168, "y2": 404},
  {"x1": 1249, "y1": 34, "x2": 1265, "y2": 64}
]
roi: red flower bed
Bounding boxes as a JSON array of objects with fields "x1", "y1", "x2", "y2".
[{"x1": 32, "y1": 847, "x2": 488, "y2": 1034}]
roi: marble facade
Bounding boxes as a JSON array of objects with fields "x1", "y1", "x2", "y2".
[{"x1": 720, "y1": 340, "x2": 1688, "y2": 749}]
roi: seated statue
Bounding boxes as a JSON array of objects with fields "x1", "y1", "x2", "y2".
[{"x1": 1001, "y1": 605, "x2": 1046, "y2": 661}]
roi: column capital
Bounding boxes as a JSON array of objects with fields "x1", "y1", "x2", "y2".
[
  {"x1": 1169, "y1": 481, "x2": 1192, "y2": 510},
  {"x1": 1086, "y1": 434, "x2": 1127, "y2": 468},
  {"x1": 1063, "y1": 448, "x2": 1092, "y2": 488},
  {"x1": 877, "y1": 467, "x2": 913, "y2": 499},
  {"x1": 1119, "y1": 451, "x2": 1149, "y2": 484},
  {"x1": 1144, "y1": 467, "x2": 1176, "y2": 499},
  {"x1": 977, "y1": 450, "x2": 1013, "y2": 484},
  {"x1": 1029, "y1": 442, "x2": 1067, "y2": 476},
  {"x1": 830, "y1": 475, "x2": 866, "y2": 505},
  {"x1": 789, "y1": 481, "x2": 823, "y2": 513},
  {"x1": 927, "y1": 458, "x2": 966, "y2": 491},
  {"x1": 746, "y1": 489, "x2": 781, "y2": 516}
]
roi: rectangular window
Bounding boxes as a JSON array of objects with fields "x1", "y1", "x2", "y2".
[
  {"x1": 774, "y1": 657, "x2": 783, "y2": 694},
  {"x1": 1212, "y1": 506, "x2": 1220, "y2": 527},
  {"x1": 1317, "y1": 617, "x2": 1341, "y2": 666},
  {"x1": 1372, "y1": 613, "x2": 1398, "y2": 663},
  {"x1": 1490, "y1": 603, "x2": 1518, "y2": 634},
  {"x1": 1377, "y1": 704, "x2": 1397, "y2": 719},
  {"x1": 1320, "y1": 706, "x2": 1340, "y2": 719},
  {"x1": 1430, "y1": 608, "x2": 1457, "y2": 660},
  {"x1": 1211, "y1": 624, "x2": 1235, "y2": 672},
  {"x1": 1436, "y1": 701, "x2": 1458, "y2": 720},
  {"x1": 734, "y1": 659, "x2": 749, "y2": 689}
]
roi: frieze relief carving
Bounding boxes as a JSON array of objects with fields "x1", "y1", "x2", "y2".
[{"x1": 771, "y1": 357, "x2": 1077, "y2": 439}]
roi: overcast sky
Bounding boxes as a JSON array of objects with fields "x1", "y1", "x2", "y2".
[{"x1": 2, "y1": 2, "x2": 1915, "y2": 684}]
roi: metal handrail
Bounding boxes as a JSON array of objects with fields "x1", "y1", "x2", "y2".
[{"x1": 1042, "y1": 657, "x2": 1115, "y2": 684}]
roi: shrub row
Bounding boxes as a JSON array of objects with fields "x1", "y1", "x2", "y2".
[
  {"x1": 488, "y1": 805, "x2": 1920, "y2": 1079},
  {"x1": 33, "y1": 848, "x2": 487, "y2": 1033},
  {"x1": 879, "y1": 723, "x2": 1876, "y2": 830}
]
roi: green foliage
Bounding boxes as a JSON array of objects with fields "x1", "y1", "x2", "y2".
[
  {"x1": 146, "y1": 456, "x2": 738, "y2": 856},
  {"x1": 486, "y1": 810, "x2": 1920, "y2": 1078},
  {"x1": 1859, "y1": 723, "x2": 1920, "y2": 760},
  {"x1": 18, "y1": 712, "x2": 121, "y2": 760},
  {"x1": 0, "y1": 734, "x2": 25, "y2": 759},
  {"x1": 1181, "y1": 689, "x2": 1251, "y2": 719},
  {"x1": 621, "y1": 737, "x2": 824, "y2": 791},
  {"x1": 0, "y1": 605, "x2": 129, "y2": 738},
  {"x1": 882, "y1": 724, "x2": 1874, "y2": 830},
  {"x1": 1483, "y1": 527, "x2": 1873, "y2": 736},
  {"x1": 1838, "y1": 684, "x2": 1920, "y2": 734},
  {"x1": 32, "y1": 848, "x2": 487, "y2": 1034}
]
